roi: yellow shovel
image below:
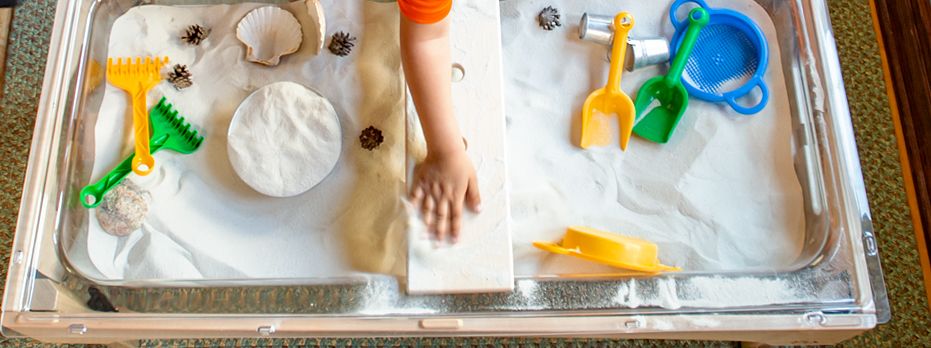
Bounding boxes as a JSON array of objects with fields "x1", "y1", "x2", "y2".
[{"x1": 580, "y1": 12, "x2": 637, "y2": 150}]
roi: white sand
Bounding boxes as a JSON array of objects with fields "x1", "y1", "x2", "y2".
[
  {"x1": 503, "y1": 0, "x2": 804, "y2": 274},
  {"x1": 227, "y1": 81, "x2": 342, "y2": 198},
  {"x1": 71, "y1": 0, "x2": 804, "y2": 282},
  {"x1": 75, "y1": 1, "x2": 410, "y2": 280}
]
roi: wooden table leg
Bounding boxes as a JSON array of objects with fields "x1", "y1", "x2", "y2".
[{"x1": 871, "y1": 0, "x2": 931, "y2": 311}]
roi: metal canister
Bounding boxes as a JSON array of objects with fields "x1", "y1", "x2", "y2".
[
  {"x1": 625, "y1": 37, "x2": 670, "y2": 71},
  {"x1": 579, "y1": 13, "x2": 615, "y2": 46},
  {"x1": 579, "y1": 13, "x2": 671, "y2": 71}
]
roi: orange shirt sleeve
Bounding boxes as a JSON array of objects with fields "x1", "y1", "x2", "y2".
[{"x1": 398, "y1": 0, "x2": 452, "y2": 24}]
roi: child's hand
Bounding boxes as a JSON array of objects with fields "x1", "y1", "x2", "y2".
[
  {"x1": 401, "y1": 15, "x2": 480, "y2": 244},
  {"x1": 410, "y1": 148, "x2": 482, "y2": 244}
]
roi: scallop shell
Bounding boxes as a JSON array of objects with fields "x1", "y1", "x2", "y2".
[
  {"x1": 305, "y1": 0, "x2": 326, "y2": 55},
  {"x1": 236, "y1": 6, "x2": 304, "y2": 66}
]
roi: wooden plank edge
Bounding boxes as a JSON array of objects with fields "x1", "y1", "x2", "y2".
[
  {"x1": 870, "y1": 0, "x2": 931, "y2": 313},
  {"x1": 0, "y1": 7, "x2": 12, "y2": 96}
]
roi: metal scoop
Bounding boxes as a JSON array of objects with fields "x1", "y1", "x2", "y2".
[
  {"x1": 580, "y1": 12, "x2": 636, "y2": 150},
  {"x1": 632, "y1": 8, "x2": 709, "y2": 144},
  {"x1": 580, "y1": 13, "x2": 670, "y2": 72}
]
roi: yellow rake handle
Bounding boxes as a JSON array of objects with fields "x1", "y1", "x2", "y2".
[{"x1": 130, "y1": 87, "x2": 155, "y2": 175}]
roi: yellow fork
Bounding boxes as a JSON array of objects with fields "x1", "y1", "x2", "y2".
[{"x1": 106, "y1": 56, "x2": 168, "y2": 176}]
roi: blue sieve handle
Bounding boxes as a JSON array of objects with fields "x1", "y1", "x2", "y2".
[
  {"x1": 669, "y1": 0, "x2": 711, "y2": 29},
  {"x1": 725, "y1": 76, "x2": 770, "y2": 115}
]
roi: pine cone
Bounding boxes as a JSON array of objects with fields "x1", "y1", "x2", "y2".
[
  {"x1": 181, "y1": 24, "x2": 211, "y2": 46},
  {"x1": 329, "y1": 31, "x2": 357, "y2": 57},
  {"x1": 167, "y1": 64, "x2": 193, "y2": 90},
  {"x1": 359, "y1": 126, "x2": 384, "y2": 151},
  {"x1": 538, "y1": 6, "x2": 561, "y2": 31}
]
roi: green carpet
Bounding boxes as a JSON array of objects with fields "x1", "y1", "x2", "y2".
[{"x1": 0, "y1": 0, "x2": 928, "y2": 346}]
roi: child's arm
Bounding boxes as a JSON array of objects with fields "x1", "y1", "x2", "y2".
[{"x1": 400, "y1": 13, "x2": 481, "y2": 244}]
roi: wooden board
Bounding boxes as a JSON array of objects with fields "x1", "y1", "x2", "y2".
[
  {"x1": 406, "y1": 0, "x2": 514, "y2": 294},
  {"x1": 0, "y1": 7, "x2": 12, "y2": 94},
  {"x1": 872, "y1": 0, "x2": 931, "y2": 311}
]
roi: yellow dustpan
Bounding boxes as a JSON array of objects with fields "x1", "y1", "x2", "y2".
[
  {"x1": 534, "y1": 226, "x2": 679, "y2": 273},
  {"x1": 580, "y1": 12, "x2": 637, "y2": 150}
]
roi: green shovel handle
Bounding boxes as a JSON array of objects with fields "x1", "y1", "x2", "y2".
[
  {"x1": 80, "y1": 140, "x2": 166, "y2": 209},
  {"x1": 665, "y1": 8, "x2": 710, "y2": 87}
]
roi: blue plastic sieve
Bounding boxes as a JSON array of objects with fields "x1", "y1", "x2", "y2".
[{"x1": 668, "y1": 0, "x2": 769, "y2": 115}]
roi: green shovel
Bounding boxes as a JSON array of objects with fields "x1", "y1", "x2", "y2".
[
  {"x1": 80, "y1": 98, "x2": 204, "y2": 208},
  {"x1": 632, "y1": 7, "x2": 709, "y2": 143}
]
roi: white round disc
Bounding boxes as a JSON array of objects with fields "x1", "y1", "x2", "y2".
[{"x1": 227, "y1": 81, "x2": 341, "y2": 197}]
